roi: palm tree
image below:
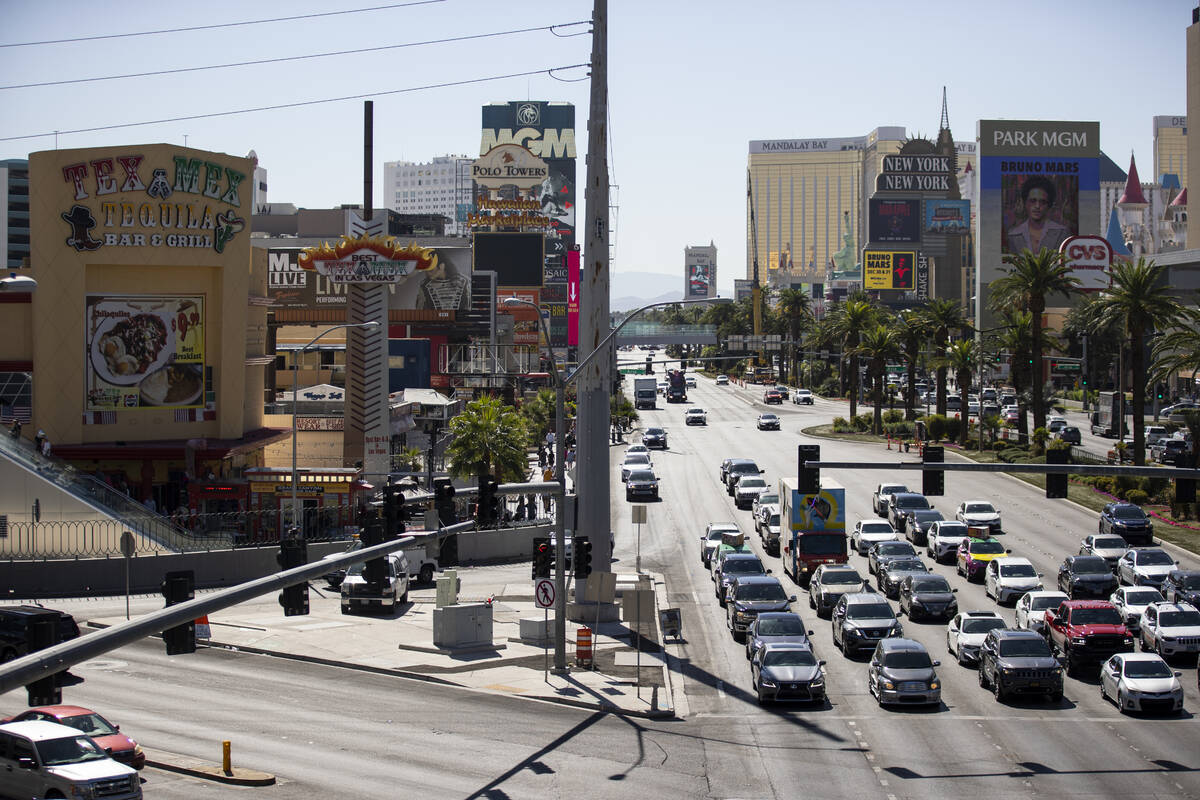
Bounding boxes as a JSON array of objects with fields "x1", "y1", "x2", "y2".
[
  {"x1": 830, "y1": 298, "x2": 877, "y2": 418},
  {"x1": 995, "y1": 310, "x2": 1034, "y2": 443},
  {"x1": 894, "y1": 310, "x2": 930, "y2": 420},
  {"x1": 923, "y1": 298, "x2": 968, "y2": 418},
  {"x1": 1151, "y1": 307, "x2": 1200, "y2": 402},
  {"x1": 1087, "y1": 257, "x2": 1187, "y2": 465},
  {"x1": 446, "y1": 395, "x2": 530, "y2": 483},
  {"x1": 853, "y1": 324, "x2": 902, "y2": 434},
  {"x1": 990, "y1": 248, "x2": 1079, "y2": 436},
  {"x1": 776, "y1": 288, "x2": 812, "y2": 385},
  {"x1": 943, "y1": 339, "x2": 977, "y2": 445}
]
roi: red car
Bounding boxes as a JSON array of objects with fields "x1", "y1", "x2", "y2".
[
  {"x1": 763, "y1": 390, "x2": 783, "y2": 404},
  {"x1": 2, "y1": 705, "x2": 145, "y2": 769}
]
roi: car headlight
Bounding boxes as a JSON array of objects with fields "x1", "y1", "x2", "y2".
[
  {"x1": 1071, "y1": 636, "x2": 1087, "y2": 645},
  {"x1": 760, "y1": 678, "x2": 777, "y2": 688},
  {"x1": 929, "y1": 681, "x2": 940, "y2": 690},
  {"x1": 1162, "y1": 636, "x2": 1176, "y2": 642},
  {"x1": 811, "y1": 678, "x2": 825, "y2": 688},
  {"x1": 881, "y1": 680, "x2": 895, "y2": 690}
]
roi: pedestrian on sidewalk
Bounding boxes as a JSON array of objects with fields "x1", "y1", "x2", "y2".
[
  {"x1": 33, "y1": 429, "x2": 45, "y2": 452},
  {"x1": 8, "y1": 419, "x2": 20, "y2": 440},
  {"x1": 40, "y1": 436, "x2": 51, "y2": 458}
]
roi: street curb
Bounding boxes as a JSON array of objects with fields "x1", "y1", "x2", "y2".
[{"x1": 145, "y1": 755, "x2": 275, "y2": 786}]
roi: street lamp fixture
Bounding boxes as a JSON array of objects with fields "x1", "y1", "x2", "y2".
[
  {"x1": 291, "y1": 321, "x2": 381, "y2": 537},
  {"x1": 502, "y1": 294, "x2": 729, "y2": 672}
]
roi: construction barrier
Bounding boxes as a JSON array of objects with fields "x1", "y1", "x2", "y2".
[{"x1": 575, "y1": 626, "x2": 593, "y2": 667}]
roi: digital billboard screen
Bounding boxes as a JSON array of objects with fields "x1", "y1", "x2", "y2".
[
  {"x1": 1000, "y1": 167, "x2": 1079, "y2": 255},
  {"x1": 473, "y1": 233, "x2": 545, "y2": 287},
  {"x1": 869, "y1": 199, "x2": 921, "y2": 244}
]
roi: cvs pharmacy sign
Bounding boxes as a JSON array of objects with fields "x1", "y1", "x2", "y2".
[{"x1": 1059, "y1": 235, "x2": 1112, "y2": 291}]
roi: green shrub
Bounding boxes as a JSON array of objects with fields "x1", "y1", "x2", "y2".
[
  {"x1": 832, "y1": 416, "x2": 850, "y2": 432},
  {"x1": 882, "y1": 409, "x2": 904, "y2": 424},
  {"x1": 925, "y1": 414, "x2": 948, "y2": 442},
  {"x1": 998, "y1": 447, "x2": 1025, "y2": 463},
  {"x1": 1139, "y1": 476, "x2": 1169, "y2": 501},
  {"x1": 1046, "y1": 439, "x2": 1071, "y2": 452},
  {"x1": 1095, "y1": 477, "x2": 1114, "y2": 494},
  {"x1": 853, "y1": 414, "x2": 873, "y2": 432},
  {"x1": 1124, "y1": 489, "x2": 1149, "y2": 506},
  {"x1": 1113, "y1": 475, "x2": 1138, "y2": 498},
  {"x1": 884, "y1": 421, "x2": 915, "y2": 438},
  {"x1": 818, "y1": 377, "x2": 841, "y2": 397}
]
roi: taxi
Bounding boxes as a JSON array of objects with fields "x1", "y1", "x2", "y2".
[{"x1": 955, "y1": 536, "x2": 1010, "y2": 583}]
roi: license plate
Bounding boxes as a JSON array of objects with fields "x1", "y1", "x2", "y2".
[{"x1": 1028, "y1": 681, "x2": 1041, "y2": 687}]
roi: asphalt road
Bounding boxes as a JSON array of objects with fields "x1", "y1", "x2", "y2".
[{"x1": 613, "y1": 369, "x2": 1200, "y2": 800}]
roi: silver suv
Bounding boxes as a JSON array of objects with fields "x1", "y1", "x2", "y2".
[{"x1": 0, "y1": 720, "x2": 142, "y2": 800}]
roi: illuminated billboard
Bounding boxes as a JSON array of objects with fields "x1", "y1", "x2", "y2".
[
  {"x1": 869, "y1": 199, "x2": 921, "y2": 243},
  {"x1": 924, "y1": 199, "x2": 970, "y2": 235},
  {"x1": 688, "y1": 261, "x2": 713, "y2": 297},
  {"x1": 863, "y1": 251, "x2": 916, "y2": 290}
]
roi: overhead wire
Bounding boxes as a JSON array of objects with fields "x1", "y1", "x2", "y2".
[{"x1": 1, "y1": 21, "x2": 591, "y2": 90}]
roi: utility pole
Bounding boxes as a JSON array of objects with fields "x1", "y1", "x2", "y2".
[
  {"x1": 576, "y1": 0, "x2": 612, "y2": 571},
  {"x1": 747, "y1": 170, "x2": 763, "y2": 371}
]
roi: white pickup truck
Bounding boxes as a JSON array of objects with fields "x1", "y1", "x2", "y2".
[{"x1": 322, "y1": 535, "x2": 440, "y2": 588}]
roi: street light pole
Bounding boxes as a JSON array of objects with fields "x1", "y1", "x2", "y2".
[{"x1": 291, "y1": 321, "x2": 380, "y2": 537}]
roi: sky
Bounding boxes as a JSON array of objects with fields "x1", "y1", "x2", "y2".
[{"x1": 2, "y1": 0, "x2": 1194, "y2": 297}]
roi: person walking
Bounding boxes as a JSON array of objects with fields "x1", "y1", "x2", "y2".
[
  {"x1": 33, "y1": 429, "x2": 45, "y2": 452},
  {"x1": 9, "y1": 419, "x2": 21, "y2": 440}
]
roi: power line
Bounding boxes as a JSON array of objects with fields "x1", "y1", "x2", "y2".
[
  {"x1": 0, "y1": 1, "x2": 445, "y2": 48},
  {"x1": 0, "y1": 22, "x2": 591, "y2": 90},
  {"x1": 0, "y1": 65, "x2": 591, "y2": 142}
]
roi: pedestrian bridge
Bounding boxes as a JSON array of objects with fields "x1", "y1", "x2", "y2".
[{"x1": 613, "y1": 322, "x2": 718, "y2": 346}]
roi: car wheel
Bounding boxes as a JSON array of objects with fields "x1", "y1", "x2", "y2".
[
  {"x1": 1117, "y1": 689, "x2": 1129, "y2": 714},
  {"x1": 956, "y1": 647, "x2": 967, "y2": 666},
  {"x1": 993, "y1": 677, "x2": 1005, "y2": 702},
  {"x1": 746, "y1": 643, "x2": 753, "y2": 660},
  {"x1": 809, "y1": 593, "x2": 815, "y2": 609},
  {"x1": 978, "y1": 667, "x2": 989, "y2": 688},
  {"x1": 1100, "y1": 682, "x2": 1109, "y2": 702},
  {"x1": 419, "y1": 564, "x2": 435, "y2": 585},
  {"x1": 400, "y1": 587, "x2": 409, "y2": 604},
  {"x1": 756, "y1": 684, "x2": 767, "y2": 705},
  {"x1": 341, "y1": 603, "x2": 351, "y2": 614}
]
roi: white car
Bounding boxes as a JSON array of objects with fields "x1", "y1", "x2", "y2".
[
  {"x1": 1015, "y1": 590, "x2": 1069, "y2": 634},
  {"x1": 1099, "y1": 653, "x2": 1184, "y2": 714},
  {"x1": 685, "y1": 375, "x2": 697, "y2": 388},
  {"x1": 758, "y1": 504, "x2": 782, "y2": 553},
  {"x1": 701, "y1": 522, "x2": 740, "y2": 568},
  {"x1": 685, "y1": 407, "x2": 708, "y2": 426},
  {"x1": 792, "y1": 388, "x2": 814, "y2": 405},
  {"x1": 341, "y1": 552, "x2": 410, "y2": 614},
  {"x1": 715, "y1": 375, "x2": 729, "y2": 385},
  {"x1": 872, "y1": 483, "x2": 909, "y2": 516},
  {"x1": 1117, "y1": 548, "x2": 1178, "y2": 588},
  {"x1": 808, "y1": 564, "x2": 867, "y2": 616},
  {"x1": 620, "y1": 453, "x2": 653, "y2": 482},
  {"x1": 984, "y1": 556, "x2": 1043, "y2": 604},
  {"x1": 625, "y1": 443, "x2": 650, "y2": 456},
  {"x1": 946, "y1": 610, "x2": 1007, "y2": 665},
  {"x1": 1078, "y1": 533, "x2": 1129, "y2": 568},
  {"x1": 851, "y1": 519, "x2": 899, "y2": 556},
  {"x1": 925, "y1": 520, "x2": 972, "y2": 563},
  {"x1": 1138, "y1": 602, "x2": 1200, "y2": 658},
  {"x1": 753, "y1": 491, "x2": 780, "y2": 526},
  {"x1": 734, "y1": 475, "x2": 770, "y2": 509},
  {"x1": 955, "y1": 500, "x2": 1002, "y2": 533},
  {"x1": 1110, "y1": 586, "x2": 1164, "y2": 632}
]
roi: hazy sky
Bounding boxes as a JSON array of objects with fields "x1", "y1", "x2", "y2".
[{"x1": 2, "y1": 0, "x2": 1193, "y2": 295}]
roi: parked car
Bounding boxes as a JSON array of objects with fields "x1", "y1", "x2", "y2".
[
  {"x1": 0, "y1": 605, "x2": 80, "y2": 664},
  {"x1": 751, "y1": 643, "x2": 826, "y2": 705},
  {"x1": 945, "y1": 610, "x2": 1007, "y2": 665},
  {"x1": 762, "y1": 389, "x2": 783, "y2": 404},
  {"x1": 744, "y1": 612, "x2": 813, "y2": 661},
  {"x1": 1015, "y1": 590, "x2": 1069, "y2": 634},
  {"x1": 956, "y1": 537, "x2": 1010, "y2": 583},
  {"x1": 1162, "y1": 570, "x2": 1200, "y2": 606},
  {"x1": 831, "y1": 592, "x2": 904, "y2": 656},
  {"x1": 341, "y1": 552, "x2": 410, "y2": 614},
  {"x1": 851, "y1": 519, "x2": 899, "y2": 556},
  {"x1": 977, "y1": 629, "x2": 1064, "y2": 703},
  {"x1": 1138, "y1": 601, "x2": 1200, "y2": 660},
  {"x1": 897, "y1": 574, "x2": 957, "y2": 622},
  {"x1": 1054, "y1": 426, "x2": 1081, "y2": 445},
  {"x1": 1109, "y1": 586, "x2": 1164, "y2": 632},
  {"x1": 954, "y1": 500, "x2": 1002, "y2": 534},
  {"x1": 715, "y1": 374, "x2": 729, "y2": 385},
  {"x1": 925, "y1": 520, "x2": 972, "y2": 563},
  {"x1": 872, "y1": 483, "x2": 909, "y2": 517},
  {"x1": 1, "y1": 705, "x2": 144, "y2": 770},
  {"x1": 1099, "y1": 502, "x2": 1154, "y2": 545},
  {"x1": 684, "y1": 407, "x2": 707, "y2": 426},
  {"x1": 808, "y1": 564, "x2": 867, "y2": 617},
  {"x1": 1117, "y1": 548, "x2": 1178, "y2": 588},
  {"x1": 888, "y1": 493, "x2": 931, "y2": 531},
  {"x1": 733, "y1": 475, "x2": 770, "y2": 509},
  {"x1": 756, "y1": 413, "x2": 781, "y2": 431},
  {"x1": 620, "y1": 452, "x2": 654, "y2": 482},
  {"x1": 700, "y1": 522, "x2": 740, "y2": 567},
  {"x1": 0, "y1": 720, "x2": 142, "y2": 800},
  {"x1": 867, "y1": 638, "x2": 941, "y2": 707},
  {"x1": 792, "y1": 388, "x2": 814, "y2": 405},
  {"x1": 625, "y1": 469, "x2": 660, "y2": 501},
  {"x1": 726, "y1": 575, "x2": 795, "y2": 641},
  {"x1": 878, "y1": 557, "x2": 929, "y2": 599},
  {"x1": 1078, "y1": 533, "x2": 1129, "y2": 569},
  {"x1": 868, "y1": 540, "x2": 920, "y2": 577},
  {"x1": 985, "y1": 556, "x2": 1043, "y2": 604},
  {"x1": 642, "y1": 427, "x2": 668, "y2": 449},
  {"x1": 1058, "y1": 554, "x2": 1119, "y2": 599},
  {"x1": 1099, "y1": 652, "x2": 1184, "y2": 714},
  {"x1": 903, "y1": 509, "x2": 944, "y2": 546},
  {"x1": 713, "y1": 552, "x2": 768, "y2": 606}
]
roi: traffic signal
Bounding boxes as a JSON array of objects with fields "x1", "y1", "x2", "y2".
[
  {"x1": 433, "y1": 477, "x2": 457, "y2": 526},
  {"x1": 1156, "y1": 385, "x2": 1165, "y2": 402},
  {"x1": 359, "y1": 514, "x2": 390, "y2": 588},
  {"x1": 277, "y1": 536, "x2": 310, "y2": 616},
  {"x1": 922, "y1": 445, "x2": 944, "y2": 496},
  {"x1": 797, "y1": 444, "x2": 820, "y2": 494},
  {"x1": 532, "y1": 536, "x2": 552, "y2": 579},
  {"x1": 1045, "y1": 447, "x2": 1068, "y2": 499},
  {"x1": 573, "y1": 536, "x2": 592, "y2": 580},
  {"x1": 160, "y1": 569, "x2": 196, "y2": 656},
  {"x1": 1081, "y1": 373, "x2": 1088, "y2": 387},
  {"x1": 1176, "y1": 453, "x2": 1196, "y2": 504},
  {"x1": 25, "y1": 612, "x2": 62, "y2": 706},
  {"x1": 477, "y1": 474, "x2": 499, "y2": 526}
]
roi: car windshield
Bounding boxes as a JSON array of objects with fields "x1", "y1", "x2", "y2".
[
  {"x1": 1159, "y1": 610, "x2": 1200, "y2": 627},
  {"x1": 706, "y1": 527, "x2": 736, "y2": 540},
  {"x1": 971, "y1": 540, "x2": 1006, "y2": 554},
  {"x1": 1071, "y1": 608, "x2": 1123, "y2": 625},
  {"x1": 896, "y1": 496, "x2": 929, "y2": 509},
  {"x1": 935, "y1": 523, "x2": 969, "y2": 537},
  {"x1": 998, "y1": 639, "x2": 1052, "y2": 658},
  {"x1": 758, "y1": 494, "x2": 779, "y2": 505},
  {"x1": 888, "y1": 559, "x2": 925, "y2": 572},
  {"x1": 687, "y1": 409, "x2": 703, "y2": 414},
  {"x1": 911, "y1": 511, "x2": 941, "y2": 522},
  {"x1": 739, "y1": 478, "x2": 767, "y2": 489},
  {"x1": 723, "y1": 558, "x2": 765, "y2": 574},
  {"x1": 802, "y1": 535, "x2": 846, "y2": 556},
  {"x1": 36, "y1": 734, "x2": 110, "y2": 765},
  {"x1": 962, "y1": 618, "x2": 1006, "y2": 634},
  {"x1": 965, "y1": 503, "x2": 995, "y2": 513},
  {"x1": 1124, "y1": 589, "x2": 1163, "y2": 605},
  {"x1": 760, "y1": 415, "x2": 777, "y2": 421},
  {"x1": 1114, "y1": 506, "x2": 1147, "y2": 519},
  {"x1": 757, "y1": 617, "x2": 807, "y2": 636},
  {"x1": 882, "y1": 651, "x2": 932, "y2": 669},
  {"x1": 1030, "y1": 595, "x2": 1065, "y2": 610},
  {"x1": 1000, "y1": 563, "x2": 1036, "y2": 577},
  {"x1": 768, "y1": 514, "x2": 780, "y2": 526},
  {"x1": 821, "y1": 570, "x2": 863, "y2": 585},
  {"x1": 845, "y1": 603, "x2": 895, "y2": 620},
  {"x1": 1094, "y1": 537, "x2": 1127, "y2": 549},
  {"x1": 1177, "y1": 575, "x2": 1200, "y2": 589},
  {"x1": 911, "y1": 577, "x2": 952, "y2": 593},
  {"x1": 346, "y1": 560, "x2": 395, "y2": 577},
  {"x1": 624, "y1": 454, "x2": 650, "y2": 465},
  {"x1": 628, "y1": 470, "x2": 655, "y2": 482},
  {"x1": 881, "y1": 485, "x2": 908, "y2": 495},
  {"x1": 1137, "y1": 551, "x2": 1174, "y2": 566},
  {"x1": 737, "y1": 583, "x2": 787, "y2": 601},
  {"x1": 878, "y1": 542, "x2": 915, "y2": 556},
  {"x1": 861, "y1": 522, "x2": 893, "y2": 534},
  {"x1": 1123, "y1": 659, "x2": 1174, "y2": 678},
  {"x1": 732, "y1": 463, "x2": 760, "y2": 475},
  {"x1": 57, "y1": 713, "x2": 118, "y2": 737},
  {"x1": 763, "y1": 649, "x2": 817, "y2": 667},
  {"x1": 1073, "y1": 559, "x2": 1110, "y2": 574}
]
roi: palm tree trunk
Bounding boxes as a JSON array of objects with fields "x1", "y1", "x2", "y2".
[
  {"x1": 1131, "y1": 327, "x2": 1146, "y2": 466},
  {"x1": 1031, "y1": 300, "x2": 1046, "y2": 435},
  {"x1": 906, "y1": 350, "x2": 917, "y2": 421},
  {"x1": 936, "y1": 357, "x2": 948, "y2": 417},
  {"x1": 849, "y1": 353, "x2": 859, "y2": 418},
  {"x1": 958, "y1": 372, "x2": 970, "y2": 444},
  {"x1": 874, "y1": 362, "x2": 884, "y2": 434}
]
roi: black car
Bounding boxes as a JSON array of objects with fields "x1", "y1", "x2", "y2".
[
  {"x1": 726, "y1": 575, "x2": 796, "y2": 642},
  {"x1": 904, "y1": 509, "x2": 944, "y2": 546},
  {"x1": 625, "y1": 469, "x2": 659, "y2": 501},
  {"x1": 1058, "y1": 554, "x2": 1120, "y2": 599},
  {"x1": 744, "y1": 612, "x2": 813, "y2": 661},
  {"x1": 1055, "y1": 426, "x2": 1082, "y2": 445},
  {"x1": 0, "y1": 605, "x2": 81, "y2": 663},
  {"x1": 888, "y1": 492, "x2": 931, "y2": 531},
  {"x1": 897, "y1": 574, "x2": 957, "y2": 621},
  {"x1": 977, "y1": 629, "x2": 1064, "y2": 703},
  {"x1": 868, "y1": 540, "x2": 920, "y2": 576},
  {"x1": 878, "y1": 557, "x2": 929, "y2": 599},
  {"x1": 1162, "y1": 570, "x2": 1200, "y2": 606},
  {"x1": 831, "y1": 593, "x2": 904, "y2": 656},
  {"x1": 642, "y1": 427, "x2": 668, "y2": 449},
  {"x1": 1099, "y1": 502, "x2": 1154, "y2": 546},
  {"x1": 714, "y1": 552, "x2": 768, "y2": 606}
]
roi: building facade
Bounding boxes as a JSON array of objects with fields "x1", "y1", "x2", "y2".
[
  {"x1": 383, "y1": 155, "x2": 474, "y2": 237},
  {"x1": 1153, "y1": 115, "x2": 1187, "y2": 185},
  {"x1": 1, "y1": 159, "x2": 30, "y2": 270}
]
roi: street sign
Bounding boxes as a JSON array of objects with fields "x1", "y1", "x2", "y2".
[
  {"x1": 631, "y1": 505, "x2": 647, "y2": 524},
  {"x1": 534, "y1": 578, "x2": 556, "y2": 609},
  {"x1": 1051, "y1": 362, "x2": 1081, "y2": 372}
]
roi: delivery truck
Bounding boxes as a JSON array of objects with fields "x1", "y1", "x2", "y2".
[
  {"x1": 1090, "y1": 391, "x2": 1127, "y2": 438},
  {"x1": 634, "y1": 377, "x2": 658, "y2": 409},
  {"x1": 779, "y1": 477, "x2": 847, "y2": 587}
]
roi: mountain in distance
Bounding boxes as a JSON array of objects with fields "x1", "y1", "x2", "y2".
[{"x1": 610, "y1": 270, "x2": 681, "y2": 312}]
